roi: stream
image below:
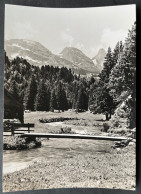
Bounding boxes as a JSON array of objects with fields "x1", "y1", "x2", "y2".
[
  {"x1": 3, "y1": 137, "x2": 113, "y2": 175},
  {"x1": 3, "y1": 119, "x2": 113, "y2": 175}
]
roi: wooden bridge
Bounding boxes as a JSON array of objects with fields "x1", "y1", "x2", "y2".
[
  {"x1": 20, "y1": 133, "x2": 129, "y2": 141},
  {"x1": 4, "y1": 122, "x2": 130, "y2": 141}
]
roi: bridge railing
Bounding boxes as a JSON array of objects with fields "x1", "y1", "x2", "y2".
[{"x1": 4, "y1": 123, "x2": 35, "y2": 136}]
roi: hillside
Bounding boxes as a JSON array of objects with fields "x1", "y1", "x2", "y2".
[
  {"x1": 92, "y1": 48, "x2": 106, "y2": 71},
  {"x1": 61, "y1": 47, "x2": 100, "y2": 73},
  {"x1": 5, "y1": 39, "x2": 101, "y2": 75},
  {"x1": 5, "y1": 39, "x2": 75, "y2": 68}
]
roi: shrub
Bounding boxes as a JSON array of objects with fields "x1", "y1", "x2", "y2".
[
  {"x1": 3, "y1": 136, "x2": 41, "y2": 150},
  {"x1": 102, "y1": 123, "x2": 110, "y2": 132},
  {"x1": 60, "y1": 126, "x2": 72, "y2": 134}
]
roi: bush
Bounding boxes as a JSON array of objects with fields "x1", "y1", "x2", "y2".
[
  {"x1": 102, "y1": 123, "x2": 110, "y2": 132},
  {"x1": 3, "y1": 136, "x2": 41, "y2": 150},
  {"x1": 60, "y1": 126, "x2": 72, "y2": 134}
]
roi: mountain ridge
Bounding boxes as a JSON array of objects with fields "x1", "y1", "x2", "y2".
[
  {"x1": 92, "y1": 48, "x2": 106, "y2": 71},
  {"x1": 60, "y1": 47, "x2": 99, "y2": 73},
  {"x1": 5, "y1": 39, "x2": 104, "y2": 75}
]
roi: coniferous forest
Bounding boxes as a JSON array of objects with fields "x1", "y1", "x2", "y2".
[{"x1": 4, "y1": 22, "x2": 136, "y2": 128}]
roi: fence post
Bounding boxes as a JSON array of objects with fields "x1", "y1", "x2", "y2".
[
  {"x1": 28, "y1": 123, "x2": 30, "y2": 133},
  {"x1": 11, "y1": 123, "x2": 14, "y2": 136}
]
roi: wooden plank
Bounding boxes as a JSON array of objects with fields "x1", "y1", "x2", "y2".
[
  {"x1": 14, "y1": 123, "x2": 34, "y2": 128},
  {"x1": 4, "y1": 130, "x2": 11, "y2": 132},
  {"x1": 4, "y1": 129, "x2": 34, "y2": 133},
  {"x1": 14, "y1": 129, "x2": 34, "y2": 132},
  {"x1": 20, "y1": 133, "x2": 129, "y2": 141}
]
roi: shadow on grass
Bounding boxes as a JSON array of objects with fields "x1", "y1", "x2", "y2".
[{"x1": 95, "y1": 119, "x2": 105, "y2": 122}]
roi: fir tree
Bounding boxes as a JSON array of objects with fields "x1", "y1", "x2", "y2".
[
  {"x1": 112, "y1": 41, "x2": 123, "y2": 67},
  {"x1": 9, "y1": 80, "x2": 19, "y2": 100},
  {"x1": 98, "y1": 47, "x2": 116, "y2": 120},
  {"x1": 61, "y1": 89, "x2": 68, "y2": 111},
  {"x1": 99, "y1": 87, "x2": 115, "y2": 120},
  {"x1": 99, "y1": 47, "x2": 113, "y2": 83},
  {"x1": 56, "y1": 82, "x2": 62, "y2": 112},
  {"x1": 76, "y1": 88, "x2": 88, "y2": 112},
  {"x1": 50, "y1": 89, "x2": 57, "y2": 112},
  {"x1": 34, "y1": 80, "x2": 50, "y2": 111},
  {"x1": 109, "y1": 22, "x2": 136, "y2": 127},
  {"x1": 24, "y1": 75, "x2": 37, "y2": 111},
  {"x1": 56, "y1": 82, "x2": 67, "y2": 112}
]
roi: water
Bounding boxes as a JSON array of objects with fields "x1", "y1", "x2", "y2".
[{"x1": 3, "y1": 138, "x2": 112, "y2": 175}]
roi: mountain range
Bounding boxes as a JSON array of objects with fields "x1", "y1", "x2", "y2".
[{"x1": 5, "y1": 39, "x2": 106, "y2": 75}]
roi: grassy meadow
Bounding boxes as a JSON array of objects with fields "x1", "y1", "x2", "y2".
[{"x1": 3, "y1": 110, "x2": 135, "y2": 192}]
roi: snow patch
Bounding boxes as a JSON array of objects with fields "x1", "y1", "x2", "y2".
[
  {"x1": 12, "y1": 44, "x2": 30, "y2": 51},
  {"x1": 11, "y1": 53, "x2": 19, "y2": 58},
  {"x1": 58, "y1": 53, "x2": 63, "y2": 58},
  {"x1": 22, "y1": 40, "x2": 35, "y2": 44},
  {"x1": 24, "y1": 56, "x2": 40, "y2": 63},
  {"x1": 92, "y1": 59, "x2": 97, "y2": 64},
  {"x1": 44, "y1": 61, "x2": 49, "y2": 65}
]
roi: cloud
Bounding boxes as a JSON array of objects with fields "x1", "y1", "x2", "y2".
[
  {"x1": 88, "y1": 47, "x2": 100, "y2": 58},
  {"x1": 60, "y1": 29, "x2": 98, "y2": 58},
  {"x1": 100, "y1": 28, "x2": 128, "y2": 50},
  {"x1": 13, "y1": 22, "x2": 38, "y2": 39},
  {"x1": 61, "y1": 29, "x2": 74, "y2": 47},
  {"x1": 75, "y1": 43, "x2": 85, "y2": 51},
  {"x1": 60, "y1": 27, "x2": 129, "y2": 58}
]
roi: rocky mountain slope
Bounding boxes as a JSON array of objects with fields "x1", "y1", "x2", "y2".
[
  {"x1": 92, "y1": 48, "x2": 106, "y2": 71},
  {"x1": 5, "y1": 39, "x2": 103, "y2": 75},
  {"x1": 5, "y1": 39, "x2": 75, "y2": 68},
  {"x1": 60, "y1": 47, "x2": 100, "y2": 73}
]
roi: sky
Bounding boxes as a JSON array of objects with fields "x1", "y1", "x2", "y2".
[{"x1": 5, "y1": 4, "x2": 136, "y2": 58}]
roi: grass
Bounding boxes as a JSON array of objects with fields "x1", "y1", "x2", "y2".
[
  {"x1": 3, "y1": 138, "x2": 135, "y2": 191},
  {"x1": 3, "y1": 110, "x2": 135, "y2": 192},
  {"x1": 24, "y1": 110, "x2": 106, "y2": 135},
  {"x1": 24, "y1": 110, "x2": 130, "y2": 136}
]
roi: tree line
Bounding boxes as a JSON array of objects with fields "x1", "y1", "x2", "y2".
[{"x1": 4, "y1": 54, "x2": 90, "y2": 113}]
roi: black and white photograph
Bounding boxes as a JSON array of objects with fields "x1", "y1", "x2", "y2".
[{"x1": 3, "y1": 4, "x2": 136, "y2": 192}]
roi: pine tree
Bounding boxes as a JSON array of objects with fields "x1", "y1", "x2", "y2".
[
  {"x1": 112, "y1": 41, "x2": 123, "y2": 67},
  {"x1": 50, "y1": 89, "x2": 57, "y2": 112},
  {"x1": 97, "y1": 47, "x2": 116, "y2": 119},
  {"x1": 110, "y1": 23, "x2": 136, "y2": 95},
  {"x1": 56, "y1": 82, "x2": 62, "y2": 112},
  {"x1": 99, "y1": 87, "x2": 115, "y2": 120},
  {"x1": 109, "y1": 22, "x2": 136, "y2": 127},
  {"x1": 76, "y1": 88, "x2": 88, "y2": 112},
  {"x1": 61, "y1": 89, "x2": 68, "y2": 111},
  {"x1": 56, "y1": 82, "x2": 68, "y2": 112},
  {"x1": 122, "y1": 23, "x2": 136, "y2": 128},
  {"x1": 76, "y1": 88, "x2": 83, "y2": 112},
  {"x1": 72, "y1": 81, "x2": 79, "y2": 109},
  {"x1": 34, "y1": 80, "x2": 50, "y2": 111},
  {"x1": 24, "y1": 75, "x2": 37, "y2": 111},
  {"x1": 119, "y1": 41, "x2": 124, "y2": 53},
  {"x1": 9, "y1": 80, "x2": 19, "y2": 100},
  {"x1": 99, "y1": 47, "x2": 113, "y2": 83}
]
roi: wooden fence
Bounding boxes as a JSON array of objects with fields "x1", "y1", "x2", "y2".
[{"x1": 4, "y1": 123, "x2": 34, "y2": 136}]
